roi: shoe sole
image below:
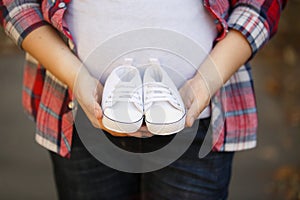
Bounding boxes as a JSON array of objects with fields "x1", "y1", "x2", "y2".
[
  {"x1": 102, "y1": 114, "x2": 143, "y2": 133},
  {"x1": 145, "y1": 113, "x2": 186, "y2": 135}
]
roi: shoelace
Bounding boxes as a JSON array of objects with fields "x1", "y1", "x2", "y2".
[
  {"x1": 105, "y1": 82, "x2": 142, "y2": 109},
  {"x1": 144, "y1": 82, "x2": 183, "y2": 111}
]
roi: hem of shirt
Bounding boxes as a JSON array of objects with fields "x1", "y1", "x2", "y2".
[
  {"x1": 35, "y1": 134, "x2": 58, "y2": 154},
  {"x1": 223, "y1": 140, "x2": 257, "y2": 152}
]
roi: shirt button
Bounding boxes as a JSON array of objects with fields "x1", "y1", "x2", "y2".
[
  {"x1": 68, "y1": 101, "x2": 75, "y2": 109},
  {"x1": 58, "y1": 2, "x2": 66, "y2": 8}
]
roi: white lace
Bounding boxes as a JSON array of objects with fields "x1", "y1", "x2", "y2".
[
  {"x1": 144, "y1": 82, "x2": 182, "y2": 111},
  {"x1": 105, "y1": 82, "x2": 142, "y2": 108}
]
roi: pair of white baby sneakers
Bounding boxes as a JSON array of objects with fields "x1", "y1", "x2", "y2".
[{"x1": 101, "y1": 58, "x2": 186, "y2": 135}]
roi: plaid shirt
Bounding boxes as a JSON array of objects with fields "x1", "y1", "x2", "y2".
[{"x1": 0, "y1": 0, "x2": 286, "y2": 157}]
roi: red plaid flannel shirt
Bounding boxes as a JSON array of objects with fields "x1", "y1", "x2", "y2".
[{"x1": 0, "y1": 0, "x2": 287, "y2": 157}]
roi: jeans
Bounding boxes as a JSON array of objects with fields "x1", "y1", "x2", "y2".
[{"x1": 49, "y1": 118, "x2": 234, "y2": 200}]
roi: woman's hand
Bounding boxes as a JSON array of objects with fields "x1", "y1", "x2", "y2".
[
  {"x1": 179, "y1": 73, "x2": 210, "y2": 127},
  {"x1": 179, "y1": 30, "x2": 252, "y2": 127},
  {"x1": 73, "y1": 67, "x2": 153, "y2": 138}
]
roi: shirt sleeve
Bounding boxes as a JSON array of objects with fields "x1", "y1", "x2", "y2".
[
  {"x1": 0, "y1": 0, "x2": 48, "y2": 48},
  {"x1": 227, "y1": 0, "x2": 287, "y2": 56}
]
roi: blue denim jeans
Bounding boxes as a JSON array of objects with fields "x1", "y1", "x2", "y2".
[{"x1": 49, "y1": 118, "x2": 234, "y2": 200}]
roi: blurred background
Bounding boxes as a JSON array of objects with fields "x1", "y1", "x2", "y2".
[{"x1": 0, "y1": 1, "x2": 299, "y2": 199}]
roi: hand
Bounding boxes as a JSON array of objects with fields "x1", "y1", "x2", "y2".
[
  {"x1": 179, "y1": 74, "x2": 210, "y2": 127},
  {"x1": 126, "y1": 125, "x2": 154, "y2": 138},
  {"x1": 73, "y1": 67, "x2": 153, "y2": 138},
  {"x1": 179, "y1": 30, "x2": 254, "y2": 127}
]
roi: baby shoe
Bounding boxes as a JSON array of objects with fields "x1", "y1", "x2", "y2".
[
  {"x1": 143, "y1": 58, "x2": 186, "y2": 135},
  {"x1": 102, "y1": 58, "x2": 143, "y2": 133}
]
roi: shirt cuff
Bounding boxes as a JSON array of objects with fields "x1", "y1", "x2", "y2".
[
  {"x1": 227, "y1": 5, "x2": 270, "y2": 56},
  {"x1": 3, "y1": 2, "x2": 48, "y2": 48}
]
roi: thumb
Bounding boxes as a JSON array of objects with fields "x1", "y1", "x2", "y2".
[
  {"x1": 93, "y1": 100, "x2": 103, "y2": 120},
  {"x1": 186, "y1": 99, "x2": 200, "y2": 127}
]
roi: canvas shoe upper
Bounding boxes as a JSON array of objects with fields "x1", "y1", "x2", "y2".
[
  {"x1": 143, "y1": 58, "x2": 186, "y2": 135},
  {"x1": 102, "y1": 58, "x2": 143, "y2": 133}
]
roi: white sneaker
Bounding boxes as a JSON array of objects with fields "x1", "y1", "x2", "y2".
[
  {"x1": 143, "y1": 58, "x2": 186, "y2": 135},
  {"x1": 102, "y1": 58, "x2": 143, "y2": 133}
]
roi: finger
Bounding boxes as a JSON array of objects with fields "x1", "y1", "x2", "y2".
[
  {"x1": 91, "y1": 118, "x2": 101, "y2": 129},
  {"x1": 181, "y1": 94, "x2": 192, "y2": 109},
  {"x1": 127, "y1": 131, "x2": 153, "y2": 138},
  {"x1": 179, "y1": 87, "x2": 187, "y2": 104},
  {"x1": 93, "y1": 100, "x2": 103, "y2": 120},
  {"x1": 94, "y1": 81, "x2": 104, "y2": 102},
  {"x1": 179, "y1": 86, "x2": 193, "y2": 110},
  {"x1": 186, "y1": 99, "x2": 201, "y2": 127},
  {"x1": 185, "y1": 99, "x2": 192, "y2": 110},
  {"x1": 79, "y1": 102, "x2": 101, "y2": 128},
  {"x1": 138, "y1": 125, "x2": 154, "y2": 137},
  {"x1": 88, "y1": 80, "x2": 103, "y2": 120},
  {"x1": 127, "y1": 126, "x2": 153, "y2": 138}
]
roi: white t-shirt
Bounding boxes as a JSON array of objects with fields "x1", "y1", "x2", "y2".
[{"x1": 65, "y1": 0, "x2": 217, "y2": 118}]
